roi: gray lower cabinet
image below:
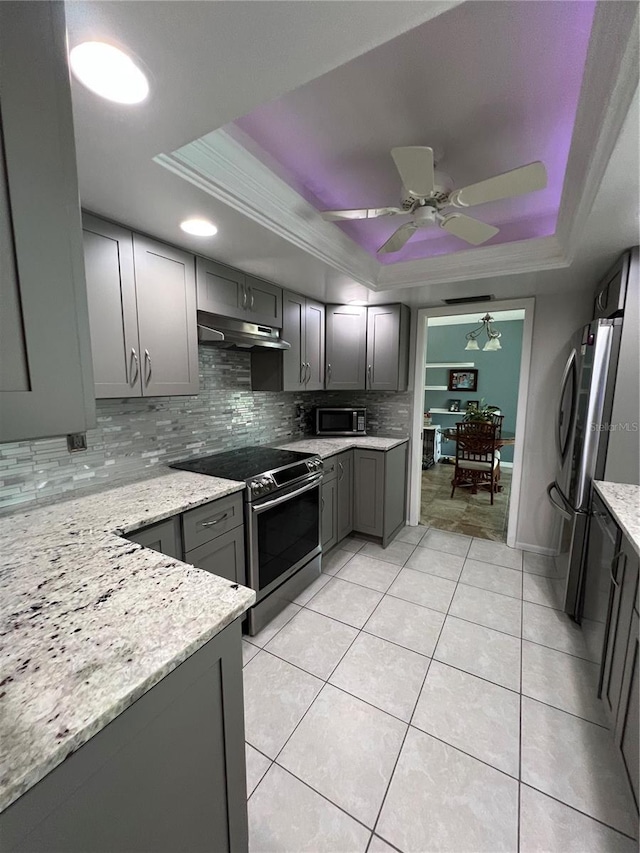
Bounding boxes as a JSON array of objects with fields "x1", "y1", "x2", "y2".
[
  {"x1": 321, "y1": 477, "x2": 337, "y2": 551},
  {"x1": 325, "y1": 305, "x2": 367, "y2": 390},
  {"x1": 0, "y1": 2, "x2": 96, "y2": 441},
  {"x1": 602, "y1": 539, "x2": 639, "y2": 725},
  {"x1": 186, "y1": 527, "x2": 246, "y2": 587},
  {"x1": 128, "y1": 517, "x2": 182, "y2": 560},
  {"x1": 83, "y1": 216, "x2": 198, "y2": 398},
  {"x1": 618, "y1": 608, "x2": 639, "y2": 810},
  {"x1": 353, "y1": 443, "x2": 408, "y2": 546},
  {"x1": 336, "y1": 450, "x2": 354, "y2": 542},
  {"x1": 182, "y1": 493, "x2": 246, "y2": 586},
  {"x1": 196, "y1": 258, "x2": 282, "y2": 328},
  {"x1": 0, "y1": 619, "x2": 249, "y2": 853}
]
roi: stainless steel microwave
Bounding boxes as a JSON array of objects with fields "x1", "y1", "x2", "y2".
[{"x1": 315, "y1": 407, "x2": 367, "y2": 436}]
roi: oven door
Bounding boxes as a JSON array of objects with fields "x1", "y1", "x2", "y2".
[{"x1": 248, "y1": 475, "x2": 321, "y2": 601}]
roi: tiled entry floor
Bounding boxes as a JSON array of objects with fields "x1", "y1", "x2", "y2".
[{"x1": 242, "y1": 528, "x2": 638, "y2": 853}]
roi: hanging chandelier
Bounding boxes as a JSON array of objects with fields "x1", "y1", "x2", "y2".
[{"x1": 464, "y1": 313, "x2": 502, "y2": 351}]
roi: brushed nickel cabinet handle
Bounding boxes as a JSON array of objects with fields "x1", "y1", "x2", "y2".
[
  {"x1": 144, "y1": 349, "x2": 152, "y2": 385},
  {"x1": 201, "y1": 512, "x2": 229, "y2": 528},
  {"x1": 300, "y1": 363, "x2": 305, "y2": 384},
  {"x1": 327, "y1": 363, "x2": 332, "y2": 385},
  {"x1": 129, "y1": 347, "x2": 139, "y2": 386},
  {"x1": 249, "y1": 287, "x2": 254, "y2": 309},
  {"x1": 338, "y1": 461, "x2": 344, "y2": 481},
  {"x1": 305, "y1": 362, "x2": 311, "y2": 383},
  {"x1": 610, "y1": 550, "x2": 624, "y2": 588},
  {"x1": 241, "y1": 284, "x2": 247, "y2": 309},
  {"x1": 367, "y1": 364, "x2": 372, "y2": 387}
]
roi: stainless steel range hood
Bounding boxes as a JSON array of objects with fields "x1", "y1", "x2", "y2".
[{"x1": 197, "y1": 311, "x2": 290, "y2": 351}]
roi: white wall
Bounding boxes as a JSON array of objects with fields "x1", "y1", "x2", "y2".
[{"x1": 514, "y1": 290, "x2": 592, "y2": 553}]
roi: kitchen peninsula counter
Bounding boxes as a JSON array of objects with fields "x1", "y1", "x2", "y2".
[{"x1": 0, "y1": 469, "x2": 253, "y2": 815}]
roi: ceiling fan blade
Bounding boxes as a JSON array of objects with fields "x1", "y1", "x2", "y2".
[
  {"x1": 377, "y1": 222, "x2": 418, "y2": 254},
  {"x1": 439, "y1": 213, "x2": 499, "y2": 245},
  {"x1": 391, "y1": 147, "x2": 435, "y2": 198},
  {"x1": 451, "y1": 161, "x2": 547, "y2": 208},
  {"x1": 321, "y1": 207, "x2": 402, "y2": 221}
]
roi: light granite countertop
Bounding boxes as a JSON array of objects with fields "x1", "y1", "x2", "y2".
[
  {"x1": 0, "y1": 470, "x2": 254, "y2": 814},
  {"x1": 594, "y1": 481, "x2": 640, "y2": 557},
  {"x1": 276, "y1": 435, "x2": 409, "y2": 459}
]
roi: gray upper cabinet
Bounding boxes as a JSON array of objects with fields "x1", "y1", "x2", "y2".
[
  {"x1": 366, "y1": 304, "x2": 410, "y2": 392},
  {"x1": 133, "y1": 235, "x2": 198, "y2": 397},
  {"x1": 325, "y1": 305, "x2": 367, "y2": 390},
  {"x1": 251, "y1": 290, "x2": 324, "y2": 392},
  {"x1": 282, "y1": 291, "x2": 325, "y2": 391},
  {"x1": 83, "y1": 216, "x2": 139, "y2": 398},
  {"x1": 196, "y1": 257, "x2": 244, "y2": 319},
  {"x1": 83, "y1": 217, "x2": 198, "y2": 398},
  {"x1": 196, "y1": 259, "x2": 282, "y2": 328},
  {"x1": 0, "y1": 2, "x2": 96, "y2": 441},
  {"x1": 244, "y1": 276, "x2": 283, "y2": 327}
]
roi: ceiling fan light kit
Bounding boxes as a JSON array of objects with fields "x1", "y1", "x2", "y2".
[{"x1": 321, "y1": 147, "x2": 548, "y2": 254}]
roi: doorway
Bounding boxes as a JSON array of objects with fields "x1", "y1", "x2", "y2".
[{"x1": 409, "y1": 299, "x2": 534, "y2": 547}]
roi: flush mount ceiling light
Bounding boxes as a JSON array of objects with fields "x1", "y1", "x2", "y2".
[
  {"x1": 180, "y1": 218, "x2": 218, "y2": 237},
  {"x1": 464, "y1": 313, "x2": 502, "y2": 352},
  {"x1": 69, "y1": 42, "x2": 149, "y2": 104}
]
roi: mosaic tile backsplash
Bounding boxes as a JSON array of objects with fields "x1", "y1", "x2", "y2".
[{"x1": 0, "y1": 347, "x2": 413, "y2": 512}]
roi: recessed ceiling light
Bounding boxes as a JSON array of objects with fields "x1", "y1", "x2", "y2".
[
  {"x1": 180, "y1": 218, "x2": 218, "y2": 237},
  {"x1": 69, "y1": 42, "x2": 149, "y2": 104}
]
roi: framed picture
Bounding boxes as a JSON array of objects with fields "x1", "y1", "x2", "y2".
[
  {"x1": 466, "y1": 400, "x2": 480, "y2": 411},
  {"x1": 448, "y1": 399, "x2": 461, "y2": 412},
  {"x1": 448, "y1": 369, "x2": 478, "y2": 391}
]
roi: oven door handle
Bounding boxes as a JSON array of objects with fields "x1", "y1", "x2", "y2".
[{"x1": 251, "y1": 476, "x2": 322, "y2": 513}]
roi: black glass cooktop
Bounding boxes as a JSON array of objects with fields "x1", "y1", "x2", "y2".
[{"x1": 169, "y1": 446, "x2": 315, "y2": 482}]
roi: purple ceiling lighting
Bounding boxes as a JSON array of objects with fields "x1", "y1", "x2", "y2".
[{"x1": 231, "y1": 1, "x2": 596, "y2": 264}]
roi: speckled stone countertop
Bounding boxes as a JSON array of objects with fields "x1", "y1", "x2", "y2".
[
  {"x1": 276, "y1": 435, "x2": 409, "y2": 458},
  {"x1": 0, "y1": 470, "x2": 254, "y2": 814},
  {"x1": 594, "y1": 481, "x2": 640, "y2": 557}
]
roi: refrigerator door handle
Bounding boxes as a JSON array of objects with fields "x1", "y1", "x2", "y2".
[
  {"x1": 557, "y1": 348, "x2": 577, "y2": 464},
  {"x1": 547, "y1": 481, "x2": 573, "y2": 520}
]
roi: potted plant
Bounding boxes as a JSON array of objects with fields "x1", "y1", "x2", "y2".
[{"x1": 462, "y1": 399, "x2": 500, "y2": 423}]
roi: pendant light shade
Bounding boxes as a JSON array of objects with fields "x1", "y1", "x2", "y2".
[{"x1": 464, "y1": 313, "x2": 502, "y2": 352}]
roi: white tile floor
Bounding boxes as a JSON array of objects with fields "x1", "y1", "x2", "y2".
[{"x1": 242, "y1": 527, "x2": 638, "y2": 853}]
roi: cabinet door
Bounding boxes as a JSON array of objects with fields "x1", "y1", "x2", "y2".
[
  {"x1": 185, "y1": 527, "x2": 246, "y2": 587},
  {"x1": 83, "y1": 216, "x2": 141, "y2": 398},
  {"x1": 325, "y1": 306, "x2": 366, "y2": 390},
  {"x1": 336, "y1": 451, "x2": 354, "y2": 542},
  {"x1": 281, "y1": 291, "x2": 305, "y2": 391},
  {"x1": 305, "y1": 299, "x2": 325, "y2": 391},
  {"x1": 353, "y1": 449, "x2": 385, "y2": 537},
  {"x1": 244, "y1": 276, "x2": 282, "y2": 327},
  {"x1": 617, "y1": 607, "x2": 638, "y2": 810},
  {"x1": 196, "y1": 257, "x2": 245, "y2": 320},
  {"x1": 321, "y1": 479, "x2": 337, "y2": 551},
  {"x1": 0, "y1": 2, "x2": 96, "y2": 441},
  {"x1": 366, "y1": 305, "x2": 401, "y2": 390},
  {"x1": 134, "y1": 235, "x2": 198, "y2": 396},
  {"x1": 128, "y1": 517, "x2": 182, "y2": 560},
  {"x1": 602, "y1": 543, "x2": 639, "y2": 726}
]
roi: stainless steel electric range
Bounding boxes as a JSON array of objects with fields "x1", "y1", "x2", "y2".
[{"x1": 170, "y1": 446, "x2": 323, "y2": 635}]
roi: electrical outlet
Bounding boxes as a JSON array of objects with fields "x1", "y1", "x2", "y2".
[{"x1": 67, "y1": 432, "x2": 87, "y2": 453}]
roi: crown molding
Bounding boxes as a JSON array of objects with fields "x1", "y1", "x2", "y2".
[
  {"x1": 555, "y1": 1, "x2": 639, "y2": 261},
  {"x1": 155, "y1": 3, "x2": 638, "y2": 292},
  {"x1": 154, "y1": 130, "x2": 378, "y2": 288}
]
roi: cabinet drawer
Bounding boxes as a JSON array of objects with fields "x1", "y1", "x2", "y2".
[
  {"x1": 185, "y1": 526, "x2": 246, "y2": 587},
  {"x1": 322, "y1": 456, "x2": 338, "y2": 483},
  {"x1": 182, "y1": 493, "x2": 244, "y2": 551}
]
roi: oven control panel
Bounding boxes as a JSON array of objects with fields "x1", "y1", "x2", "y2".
[{"x1": 248, "y1": 475, "x2": 276, "y2": 498}]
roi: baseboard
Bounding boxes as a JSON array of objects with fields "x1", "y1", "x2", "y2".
[{"x1": 514, "y1": 541, "x2": 559, "y2": 556}]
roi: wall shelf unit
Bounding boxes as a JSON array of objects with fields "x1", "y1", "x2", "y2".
[{"x1": 425, "y1": 362, "x2": 476, "y2": 369}]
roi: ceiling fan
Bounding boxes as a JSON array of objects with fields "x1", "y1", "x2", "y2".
[{"x1": 321, "y1": 147, "x2": 547, "y2": 254}]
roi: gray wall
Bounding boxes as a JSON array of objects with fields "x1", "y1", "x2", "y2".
[{"x1": 0, "y1": 346, "x2": 412, "y2": 512}]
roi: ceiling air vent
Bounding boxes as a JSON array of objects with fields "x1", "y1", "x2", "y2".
[{"x1": 442, "y1": 294, "x2": 494, "y2": 305}]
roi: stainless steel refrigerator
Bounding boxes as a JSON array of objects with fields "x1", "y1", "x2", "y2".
[{"x1": 548, "y1": 248, "x2": 638, "y2": 621}]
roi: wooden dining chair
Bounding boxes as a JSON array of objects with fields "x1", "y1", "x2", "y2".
[
  {"x1": 490, "y1": 412, "x2": 504, "y2": 438},
  {"x1": 451, "y1": 421, "x2": 501, "y2": 505}
]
